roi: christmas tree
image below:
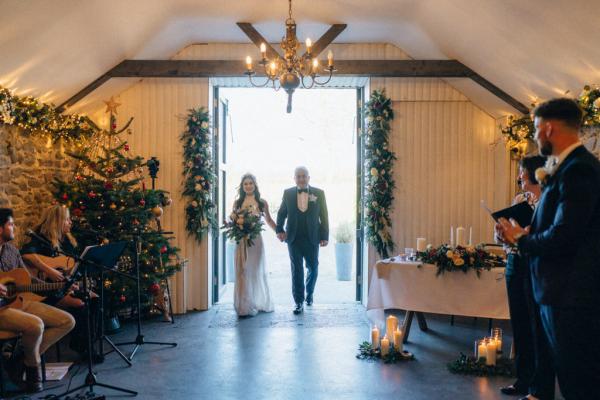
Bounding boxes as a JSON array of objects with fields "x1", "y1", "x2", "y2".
[{"x1": 53, "y1": 97, "x2": 181, "y2": 318}]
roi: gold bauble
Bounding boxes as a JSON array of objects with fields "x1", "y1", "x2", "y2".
[
  {"x1": 152, "y1": 206, "x2": 164, "y2": 217},
  {"x1": 110, "y1": 203, "x2": 117, "y2": 210}
]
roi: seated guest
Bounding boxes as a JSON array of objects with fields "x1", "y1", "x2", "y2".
[
  {"x1": 0, "y1": 208, "x2": 75, "y2": 393},
  {"x1": 497, "y1": 155, "x2": 555, "y2": 400},
  {"x1": 21, "y1": 204, "x2": 99, "y2": 356}
]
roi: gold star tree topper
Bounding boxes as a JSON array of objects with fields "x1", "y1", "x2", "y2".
[{"x1": 103, "y1": 96, "x2": 121, "y2": 114}]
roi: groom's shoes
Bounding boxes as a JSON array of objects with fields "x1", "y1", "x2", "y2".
[
  {"x1": 293, "y1": 303, "x2": 304, "y2": 315},
  {"x1": 305, "y1": 296, "x2": 313, "y2": 306}
]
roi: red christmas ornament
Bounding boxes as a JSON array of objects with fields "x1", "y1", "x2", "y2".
[
  {"x1": 75, "y1": 175, "x2": 83, "y2": 181},
  {"x1": 148, "y1": 283, "x2": 161, "y2": 295},
  {"x1": 73, "y1": 208, "x2": 83, "y2": 217},
  {"x1": 119, "y1": 295, "x2": 126, "y2": 303},
  {"x1": 61, "y1": 193, "x2": 68, "y2": 201},
  {"x1": 124, "y1": 144, "x2": 130, "y2": 151},
  {"x1": 80, "y1": 205, "x2": 86, "y2": 210},
  {"x1": 133, "y1": 219, "x2": 140, "y2": 225},
  {"x1": 160, "y1": 245, "x2": 168, "y2": 254},
  {"x1": 106, "y1": 167, "x2": 114, "y2": 174},
  {"x1": 104, "y1": 181, "x2": 113, "y2": 190},
  {"x1": 88, "y1": 191, "x2": 96, "y2": 198},
  {"x1": 139, "y1": 199, "x2": 146, "y2": 207},
  {"x1": 112, "y1": 123, "x2": 117, "y2": 130}
]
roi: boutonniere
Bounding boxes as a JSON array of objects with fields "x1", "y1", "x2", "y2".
[
  {"x1": 535, "y1": 167, "x2": 551, "y2": 187},
  {"x1": 308, "y1": 194, "x2": 317, "y2": 202}
]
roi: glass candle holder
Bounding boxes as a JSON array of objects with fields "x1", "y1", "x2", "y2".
[
  {"x1": 491, "y1": 327, "x2": 503, "y2": 354},
  {"x1": 475, "y1": 339, "x2": 487, "y2": 360}
]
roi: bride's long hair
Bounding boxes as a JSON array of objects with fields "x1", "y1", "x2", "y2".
[{"x1": 234, "y1": 173, "x2": 265, "y2": 212}]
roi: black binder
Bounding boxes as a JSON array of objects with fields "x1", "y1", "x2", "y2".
[{"x1": 491, "y1": 201, "x2": 535, "y2": 227}]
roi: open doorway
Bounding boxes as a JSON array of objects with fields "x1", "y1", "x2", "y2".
[{"x1": 214, "y1": 87, "x2": 361, "y2": 306}]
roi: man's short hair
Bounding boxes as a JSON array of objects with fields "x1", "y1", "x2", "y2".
[
  {"x1": 294, "y1": 166, "x2": 309, "y2": 176},
  {"x1": 0, "y1": 208, "x2": 13, "y2": 227},
  {"x1": 533, "y1": 98, "x2": 583, "y2": 130}
]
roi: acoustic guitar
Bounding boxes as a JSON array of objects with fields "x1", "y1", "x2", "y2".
[{"x1": 0, "y1": 268, "x2": 75, "y2": 310}]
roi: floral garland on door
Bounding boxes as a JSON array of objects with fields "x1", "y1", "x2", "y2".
[
  {"x1": 365, "y1": 90, "x2": 396, "y2": 258},
  {"x1": 0, "y1": 85, "x2": 98, "y2": 141},
  {"x1": 181, "y1": 107, "x2": 216, "y2": 242}
]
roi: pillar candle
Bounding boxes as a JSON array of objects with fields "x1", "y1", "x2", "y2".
[
  {"x1": 469, "y1": 227, "x2": 473, "y2": 245},
  {"x1": 477, "y1": 340, "x2": 487, "y2": 360},
  {"x1": 393, "y1": 328, "x2": 403, "y2": 352},
  {"x1": 450, "y1": 226, "x2": 454, "y2": 246},
  {"x1": 416, "y1": 238, "x2": 427, "y2": 252},
  {"x1": 456, "y1": 226, "x2": 466, "y2": 247},
  {"x1": 486, "y1": 340, "x2": 497, "y2": 366},
  {"x1": 386, "y1": 315, "x2": 398, "y2": 345},
  {"x1": 371, "y1": 326, "x2": 380, "y2": 350},
  {"x1": 380, "y1": 335, "x2": 390, "y2": 356}
]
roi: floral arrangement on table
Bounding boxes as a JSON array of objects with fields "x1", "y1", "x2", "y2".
[
  {"x1": 356, "y1": 342, "x2": 414, "y2": 364},
  {"x1": 447, "y1": 353, "x2": 514, "y2": 377},
  {"x1": 364, "y1": 89, "x2": 397, "y2": 259},
  {"x1": 181, "y1": 107, "x2": 217, "y2": 243},
  {"x1": 0, "y1": 85, "x2": 99, "y2": 142},
  {"x1": 416, "y1": 244, "x2": 505, "y2": 277},
  {"x1": 499, "y1": 84, "x2": 600, "y2": 159},
  {"x1": 221, "y1": 208, "x2": 264, "y2": 247}
]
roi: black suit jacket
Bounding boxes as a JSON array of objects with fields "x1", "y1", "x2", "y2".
[
  {"x1": 518, "y1": 145, "x2": 600, "y2": 306},
  {"x1": 276, "y1": 186, "x2": 329, "y2": 245}
]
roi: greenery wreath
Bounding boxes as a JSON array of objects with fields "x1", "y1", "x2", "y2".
[
  {"x1": 181, "y1": 107, "x2": 217, "y2": 242},
  {"x1": 365, "y1": 89, "x2": 397, "y2": 258}
]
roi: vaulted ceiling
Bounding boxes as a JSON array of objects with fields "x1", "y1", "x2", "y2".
[{"x1": 1, "y1": 0, "x2": 599, "y2": 117}]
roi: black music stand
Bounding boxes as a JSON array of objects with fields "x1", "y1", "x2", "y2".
[
  {"x1": 115, "y1": 234, "x2": 177, "y2": 361},
  {"x1": 55, "y1": 242, "x2": 137, "y2": 398}
]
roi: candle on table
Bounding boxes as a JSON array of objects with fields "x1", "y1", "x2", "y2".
[
  {"x1": 456, "y1": 226, "x2": 466, "y2": 247},
  {"x1": 380, "y1": 335, "x2": 390, "y2": 356},
  {"x1": 394, "y1": 328, "x2": 403, "y2": 352},
  {"x1": 371, "y1": 326, "x2": 380, "y2": 350},
  {"x1": 450, "y1": 226, "x2": 454, "y2": 246},
  {"x1": 485, "y1": 339, "x2": 497, "y2": 366},
  {"x1": 416, "y1": 238, "x2": 427, "y2": 252},
  {"x1": 469, "y1": 227, "x2": 473, "y2": 245}
]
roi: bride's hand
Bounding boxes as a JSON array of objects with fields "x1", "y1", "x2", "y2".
[{"x1": 277, "y1": 232, "x2": 287, "y2": 242}]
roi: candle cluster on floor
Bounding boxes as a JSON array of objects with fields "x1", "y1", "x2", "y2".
[
  {"x1": 358, "y1": 314, "x2": 414, "y2": 363},
  {"x1": 475, "y1": 328, "x2": 503, "y2": 366}
]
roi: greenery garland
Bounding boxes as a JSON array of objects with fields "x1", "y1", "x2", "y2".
[
  {"x1": 181, "y1": 107, "x2": 216, "y2": 242},
  {"x1": 365, "y1": 90, "x2": 397, "y2": 258},
  {"x1": 416, "y1": 244, "x2": 505, "y2": 277},
  {"x1": 500, "y1": 84, "x2": 600, "y2": 158},
  {"x1": 0, "y1": 85, "x2": 99, "y2": 142},
  {"x1": 447, "y1": 353, "x2": 515, "y2": 377},
  {"x1": 356, "y1": 342, "x2": 415, "y2": 364}
]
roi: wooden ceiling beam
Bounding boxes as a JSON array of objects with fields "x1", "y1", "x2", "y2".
[
  {"x1": 58, "y1": 59, "x2": 528, "y2": 114},
  {"x1": 236, "y1": 22, "x2": 283, "y2": 60},
  {"x1": 304, "y1": 24, "x2": 347, "y2": 58}
]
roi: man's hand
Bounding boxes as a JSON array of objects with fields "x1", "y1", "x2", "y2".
[
  {"x1": 319, "y1": 240, "x2": 329, "y2": 247},
  {"x1": 277, "y1": 232, "x2": 287, "y2": 242},
  {"x1": 46, "y1": 268, "x2": 65, "y2": 282},
  {"x1": 0, "y1": 283, "x2": 7, "y2": 297},
  {"x1": 496, "y1": 217, "x2": 529, "y2": 244}
]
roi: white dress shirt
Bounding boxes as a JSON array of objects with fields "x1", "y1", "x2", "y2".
[{"x1": 297, "y1": 187, "x2": 309, "y2": 213}]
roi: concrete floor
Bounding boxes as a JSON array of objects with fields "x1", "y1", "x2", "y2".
[{"x1": 3, "y1": 304, "x2": 563, "y2": 400}]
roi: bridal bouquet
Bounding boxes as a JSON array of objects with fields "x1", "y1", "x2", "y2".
[{"x1": 222, "y1": 208, "x2": 264, "y2": 247}]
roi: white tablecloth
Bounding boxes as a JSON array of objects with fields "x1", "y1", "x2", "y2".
[{"x1": 366, "y1": 260, "x2": 509, "y2": 326}]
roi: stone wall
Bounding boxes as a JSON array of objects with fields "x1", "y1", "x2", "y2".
[{"x1": 0, "y1": 125, "x2": 77, "y2": 246}]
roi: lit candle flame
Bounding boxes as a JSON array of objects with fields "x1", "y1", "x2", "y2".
[{"x1": 246, "y1": 56, "x2": 252, "y2": 71}]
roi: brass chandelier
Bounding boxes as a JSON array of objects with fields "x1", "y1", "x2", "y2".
[{"x1": 244, "y1": 0, "x2": 336, "y2": 113}]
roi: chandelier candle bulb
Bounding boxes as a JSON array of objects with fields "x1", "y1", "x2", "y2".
[
  {"x1": 380, "y1": 335, "x2": 390, "y2": 356},
  {"x1": 260, "y1": 43, "x2": 266, "y2": 58},
  {"x1": 416, "y1": 238, "x2": 427, "y2": 252},
  {"x1": 393, "y1": 328, "x2": 403, "y2": 352},
  {"x1": 312, "y1": 58, "x2": 319, "y2": 71},
  {"x1": 328, "y1": 50, "x2": 334, "y2": 67},
  {"x1": 371, "y1": 326, "x2": 380, "y2": 349},
  {"x1": 456, "y1": 227, "x2": 466, "y2": 247},
  {"x1": 305, "y1": 38, "x2": 312, "y2": 53},
  {"x1": 245, "y1": 56, "x2": 252, "y2": 71}
]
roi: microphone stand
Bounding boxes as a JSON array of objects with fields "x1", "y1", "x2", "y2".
[
  {"x1": 115, "y1": 231, "x2": 177, "y2": 360},
  {"x1": 48, "y1": 244, "x2": 137, "y2": 398}
]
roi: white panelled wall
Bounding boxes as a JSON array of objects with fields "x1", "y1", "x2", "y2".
[{"x1": 83, "y1": 43, "x2": 512, "y2": 312}]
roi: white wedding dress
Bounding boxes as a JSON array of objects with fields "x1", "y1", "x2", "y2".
[{"x1": 234, "y1": 198, "x2": 275, "y2": 316}]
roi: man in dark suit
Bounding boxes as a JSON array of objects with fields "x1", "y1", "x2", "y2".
[
  {"x1": 497, "y1": 98, "x2": 600, "y2": 400},
  {"x1": 276, "y1": 167, "x2": 329, "y2": 314}
]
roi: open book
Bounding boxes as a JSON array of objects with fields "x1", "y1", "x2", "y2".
[{"x1": 487, "y1": 201, "x2": 535, "y2": 227}]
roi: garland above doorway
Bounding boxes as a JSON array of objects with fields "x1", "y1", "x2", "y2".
[{"x1": 365, "y1": 90, "x2": 396, "y2": 258}]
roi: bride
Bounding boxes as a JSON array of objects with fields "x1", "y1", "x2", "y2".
[{"x1": 232, "y1": 173, "x2": 276, "y2": 317}]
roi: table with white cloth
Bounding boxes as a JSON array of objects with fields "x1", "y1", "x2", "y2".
[{"x1": 366, "y1": 259, "x2": 509, "y2": 342}]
